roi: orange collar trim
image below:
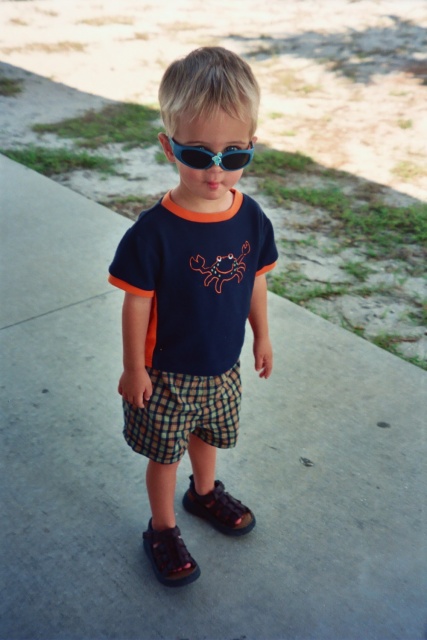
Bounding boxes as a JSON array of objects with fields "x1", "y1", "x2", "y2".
[{"x1": 161, "y1": 189, "x2": 243, "y2": 223}]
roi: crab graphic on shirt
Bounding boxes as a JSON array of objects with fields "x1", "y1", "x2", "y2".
[{"x1": 190, "y1": 241, "x2": 251, "y2": 294}]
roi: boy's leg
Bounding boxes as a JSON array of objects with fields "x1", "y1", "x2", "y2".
[
  {"x1": 143, "y1": 459, "x2": 200, "y2": 587},
  {"x1": 186, "y1": 434, "x2": 254, "y2": 532},
  {"x1": 146, "y1": 458, "x2": 179, "y2": 531},
  {"x1": 144, "y1": 458, "x2": 200, "y2": 583},
  {"x1": 187, "y1": 434, "x2": 243, "y2": 526},
  {"x1": 187, "y1": 433, "x2": 217, "y2": 494}
]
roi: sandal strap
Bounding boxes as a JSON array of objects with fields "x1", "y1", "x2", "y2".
[
  {"x1": 143, "y1": 524, "x2": 195, "y2": 575},
  {"x1": 191, "y1": 477, "x2": 248, "y2": 527}
]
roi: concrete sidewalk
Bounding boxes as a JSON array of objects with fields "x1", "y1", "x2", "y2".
[{"x1": 1, "y1": 153, "x2": 426, "y2": 640}]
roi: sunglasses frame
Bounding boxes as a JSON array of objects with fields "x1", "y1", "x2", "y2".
[{"x1": 169, "y1": 137, "x2": 254, "y2": 171}]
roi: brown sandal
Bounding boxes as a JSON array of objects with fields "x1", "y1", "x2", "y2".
[
  {"x1": 182, "y1": 475, "x2": 256, "y2": 536},
  {"x1": 142, "y1": 519, "x2": 201, "y2": 587}
]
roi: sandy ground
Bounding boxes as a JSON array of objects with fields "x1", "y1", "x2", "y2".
[
  {"x1": 1, "y1": 0, "x2": 426, "y2": 364},
  {"x1": 1, "y1": 0, "x2": 426, "y2": 198}
]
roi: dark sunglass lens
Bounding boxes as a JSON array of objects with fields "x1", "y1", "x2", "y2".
[
  {"x1": 181, "y1": 149, "x2": 211, "y2": 169},
  {"x1": 222, "y1": 152, "x2": 251, "y2": 170}
]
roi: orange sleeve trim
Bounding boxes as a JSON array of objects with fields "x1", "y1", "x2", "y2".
[
  {"x1": 256, "y1": 262, "x2": 277, "y2": 277},
  {"x1": 108, "y1": 274, "x2": 154, "y2": 298}
]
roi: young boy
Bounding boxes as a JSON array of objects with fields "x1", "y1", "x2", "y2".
[{"x1": 108, "y1": 46, "x2": 278, "y2": 587}]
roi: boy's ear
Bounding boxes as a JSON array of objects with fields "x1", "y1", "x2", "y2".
[
  {"x1": 251, "y1": 135, "x2": 258, "y2": 145},
  {"x1": 158, "y1": 133, "x2": 175, "y2": 163}
]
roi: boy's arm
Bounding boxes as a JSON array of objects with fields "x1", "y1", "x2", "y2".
[
  {"x1": 248, "y1": 274, "x2": 273, "y2": 379},
  {"x1": 118, "y1": 292, "x2": 153, "y2": 408}
]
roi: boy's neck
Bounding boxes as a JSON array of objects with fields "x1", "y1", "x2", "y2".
[{"x1": 170, "y1": 186, "x2": 234, "y2": 214}]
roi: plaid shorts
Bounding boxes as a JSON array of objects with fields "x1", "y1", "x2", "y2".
[{"x1": 123, "y1": 362, "x2": 241, "y2": 464}]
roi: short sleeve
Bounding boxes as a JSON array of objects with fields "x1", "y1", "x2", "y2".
[
  {"x1": 256, "y1": 214, "x2": 278, "y2": 276},
  {"x1": 108, "y1": 221, "x2": 159, "y2": 297}
]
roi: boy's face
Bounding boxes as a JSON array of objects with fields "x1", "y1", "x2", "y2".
[{"x1": 159, "y1": 109, "x2": 256, "y2": 212}]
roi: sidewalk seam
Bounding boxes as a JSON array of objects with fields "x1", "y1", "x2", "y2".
[{"x1": 0, "y1": 290, "x2": 117, "y2": 331}]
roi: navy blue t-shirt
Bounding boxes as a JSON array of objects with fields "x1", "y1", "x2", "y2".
[{"x1": 109, "y1": 189, "x2": 278, "y2": 376}]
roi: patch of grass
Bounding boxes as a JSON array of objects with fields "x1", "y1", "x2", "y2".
[
  {"x1": 342, "y1": 317, "x2": 366, "y2": 338},
  {"x1": 32, "y1": 103, "x2": 162, "y2": 149},
  {"x1": 245, "y1": 155, "x2": 425, "y2": 371},
  {"x1": 341, "y1": 202, "x2": 427, "y2": 248},
  {"x1": 3, "y1": 42, "x2": 87, "y2": 54},
  {"x1": 0, "y1": 146, "x2": 118, "y2": 176},
  {"x1": 164, "y1": 21, "x2": 204, "y2": 31},
  {"x1": 247, "y1": 148, "x2": 314, "y2": 176},
  {"x1": 35, "y1": 8, "x2": 58, "y2": 16},
  {"x1": 392, "y1": 161, "x2": 427, "y2": 181},
  {"x1": 77, "y1": 16, "x2": 135, "y2": 26},
  {"x1": 328, "y1": 60, "x2": 358, "y2": 81},
  {"x1": 280, "y1": 235, "x2": 318, "y2": 250},
  {"x1": 269, "y1": 69, "x2": 319, "y2": 94},
  {"x1": 262, "y1": 181, "x2": 349, "y2": 212},
  {"x1": 247, "y1": 44, "x2": 282, "y2": 59},
  {"x1": 397, "y1": 119, "x2": 413, "y2": 129},
  {"x1": 0, "y1": 76, "x2": 23, "y2": 96},
  {"x1": 371, "y1": 332, "x2": 420, "y2": 351},
  {"x1": 102, "y1": 194, "x2": 163, "y2": 220},
  {"x1": 407, "y1": 300, "x2": 427, "y2": 325},
  {"x1": 341, "y1": 261, "x2": 373, "y2": 282},
  {"x1": 267, "y1": 271, "x2": 349, "y2": 305},
  {"x1": 404, "y1": 355, "x2": 427, "y2": 370},
  {"x1": 357, "y1": 329, "x2": 426, "y2": 369},
  {"x1": 352, "y1": 283, "x2": 396, "y2": 298},
  {"x1": 9, "y1": 18, "x2": 28, "y2": 26},
  {"x1": 300, "y1": 84, "x2": 321, "y2": 94},
  {"x1": 257, "y1": 177, "x2": 427, "y2": 254}
]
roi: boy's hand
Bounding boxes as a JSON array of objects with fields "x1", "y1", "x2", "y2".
[
  {"x1": 118, "y1": 368, "x2": 152, "y2": 408},
  {"x1": 253, "y1": 336, "x2": 273, "y2": 379}
]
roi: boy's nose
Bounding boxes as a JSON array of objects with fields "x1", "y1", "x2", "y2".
[{"x1": 207, "y1": 163, "x2": 223, "y2": 173}]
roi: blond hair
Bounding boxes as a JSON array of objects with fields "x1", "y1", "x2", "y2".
[{"x1": 158, "y1": 47, "x2": 260, "y2": 137}]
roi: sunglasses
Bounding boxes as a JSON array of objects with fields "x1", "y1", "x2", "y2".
[{"x1": 169, "y1": 138, "x2": 254, "y2": 171}]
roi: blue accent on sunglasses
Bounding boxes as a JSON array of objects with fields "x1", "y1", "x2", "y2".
[{"x1": 169, "y1": 138, "x2": 254, "y2": 171}]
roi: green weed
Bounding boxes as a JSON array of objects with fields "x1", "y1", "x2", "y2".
[
  {"x1": 372, "y1": 332, "x2": 427, "y2": 369},
  {"x1": 262, "y1": 181, "x2": 349, "y2": 213},
  {"x1": 77, "y1": 16, "x2": 135, "y2": 26},
  {"x1": 405, "y1": 355, "x2": 427, "y2": 370},
  {"x1": 0, "y1": 76, "x2": 23, "y2": 97},
  {"x1": 247, "y1": 148, "x2": 314, "y2": 176},
  {"x1": 352, "y1": 283, "x2": 396, "y2": 297},
  {"x1": 397, "y1": 119, "x2": 413, "y2": 129},
  {"x1": 258, "y1": 177, "x2": 427, "y2": 254},
  {"x1": 371, "y1": 332, "x2": 419, "y2": 351},
  {"x1": 102, "y1": 194, "x2": 163, "y2": 220},
  {"x1": 407, "y1": 300, "x2": 427, "y2": 325},
  {"x1": 5, "y1": 42, "x2": 87, "y2": 54},
  {"x1": 341, "y1": 261, "x2": 373, "y2": 281},
  {"x1": 32, "y1": 103, "x2": 162, "y2": 149},
  {"x1": 392, "y1": 161, "x2": 427, "y2": 181},
  {"x1": 9, "y1": 18, "x2": 28, "y2": 26},
  {"x1": 341, "y1": 202, "x2": 427, "y2": 247},
  {"x1": 0, "y1": 146, "x2": 118, "y2": 176},
  {"x1": 267, "y1": 271, "x2": 348, "y2": 304},
  {"x1": 280, "y1": 235, "x2": 318, "y2": 250}
]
